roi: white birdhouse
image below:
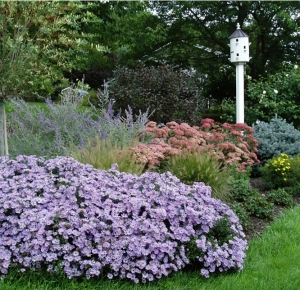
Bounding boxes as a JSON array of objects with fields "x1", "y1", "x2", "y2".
[{"x1": 229, "y1": 23, "x2": 250, "y2": 63}]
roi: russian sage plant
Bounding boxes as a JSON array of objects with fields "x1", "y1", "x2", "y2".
[
  {"x1": 0, "y1": 155, "x2": 248, "y2": 282},
  {"x1": 7, "y1": 97, "x2": 150, "y2": 159}
]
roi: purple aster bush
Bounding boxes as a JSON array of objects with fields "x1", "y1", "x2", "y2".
[{"x1": 0, "y1": 155, "x2": 248, "y2": 283}]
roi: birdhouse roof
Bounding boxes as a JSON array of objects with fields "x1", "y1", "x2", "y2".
[{"x1": 229, "y1": 28, "x2": 249, "y2": 39}]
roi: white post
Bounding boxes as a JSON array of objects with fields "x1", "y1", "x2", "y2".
[
  {"x1": 229, "y1": 23, "x2": 250, "y2": 124},
  {"x1": 236, "y1": 63, "x2": 244, "y2": 123},
  {"x1": 0, "y1": 101, "x2": 8, "y2": 156}
]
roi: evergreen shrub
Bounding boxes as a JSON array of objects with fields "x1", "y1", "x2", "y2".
[
  {"x1": 0, "y1": 155, "x2": 248, "y2": 282},
  {"x1": 254, "y1": 118, "x2": 300, "y2": 164}
]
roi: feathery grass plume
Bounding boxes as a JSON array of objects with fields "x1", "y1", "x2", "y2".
[
  {"x1": 68, "y1": 134, "x2": 145, "y2": 175},
  {"x1": 160, "y1": 150, "x2": 232, "y2": 202}
]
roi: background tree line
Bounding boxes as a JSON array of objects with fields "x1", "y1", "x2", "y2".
[{"x1": 1, "y1": 1, "x2": 300, "y2": 124}]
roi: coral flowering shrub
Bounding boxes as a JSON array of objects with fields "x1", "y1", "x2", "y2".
[
  {"x1": 134, "y1": 119, "x2": 259, "y2": 172},
  {"x1": 0, "y1": 156, "x2": 247, "y2": 282}
]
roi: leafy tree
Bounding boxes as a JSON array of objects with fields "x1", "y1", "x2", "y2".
[
  {"x1": 0, "y1": 1, "x2": 111, "y2": 99},
  {"x1": 147, "y1": 1, "x2": 300, "y2": 101},
  {"x1": 0, "y1": 1, "x2": 108, "y2": 155},
  {"x1": 112, "y1": 10, "x2": 168, "y2": 67},
  {"x1": 246, "y1": 63, "x2": 300, "y2": 127},
  {"x1": 75, "y1": 2, "x2": 169, "y2": 88}
]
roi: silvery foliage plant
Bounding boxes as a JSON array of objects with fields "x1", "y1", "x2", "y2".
[
  {"x1": 0, "y1": 155, "x2": 248, "y2": 283},
  {"x1": 7, "y1": 89, "x2": 150, "y2": 158}
]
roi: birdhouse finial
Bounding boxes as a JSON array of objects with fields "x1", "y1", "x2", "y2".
[{"x1": 237, "y1": 23, "x2": 240, "y2": 29}]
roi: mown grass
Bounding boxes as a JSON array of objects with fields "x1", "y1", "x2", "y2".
[{"x1": 1, "y1": 206, "x2": 300, "y2": 290}]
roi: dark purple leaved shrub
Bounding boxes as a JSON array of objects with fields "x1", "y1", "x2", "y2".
[{"x1": 0, "y1": 155, "x2": 248, "y2": 282}]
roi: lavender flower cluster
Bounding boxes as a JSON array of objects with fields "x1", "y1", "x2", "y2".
[{"x1": 0, "y1": 155, "x2": 248, "y2": 283}]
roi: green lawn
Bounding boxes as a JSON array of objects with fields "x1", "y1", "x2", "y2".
[{"x1": 1, "y1": 206, "x2": 300, "y2": 290}]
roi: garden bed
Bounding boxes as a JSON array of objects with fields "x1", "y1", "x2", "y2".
[{"x1": 245, "y1": 177, "x2": 300, "y2": 240}]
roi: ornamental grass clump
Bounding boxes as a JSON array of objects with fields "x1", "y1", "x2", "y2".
[
  {"x1": 261, "y1": 153, "x2": 300, "y2": 189},
  {"x1": 160, "y1": 150, "x2": 232, "y2": 202},
  {"x1": 0, "y1": 155, "x2": 248, "y2": 282},
  {"x1": 67, "y1": 134, "x2": 145, "y2": 175}
]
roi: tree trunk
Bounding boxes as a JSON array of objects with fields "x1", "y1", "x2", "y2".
[{"x1": 0, "y1": 101, "x2": 8, "y2": 156}]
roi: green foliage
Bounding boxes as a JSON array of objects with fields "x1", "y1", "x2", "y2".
[
  {"x1": 283, "y1": 184, "x2": 300, "y2": 196},
  {"x1": 229, "y1": 178, "x2": 273, "y2": 219},
  {"x1": 227, "y1": 163, "x2": 252, "y2": 181},
  {"x1": 228, "y1": 201, "x2": 250, "y2": 230},
  {"x1": 184, "y1": 237, "x2": 205, "y2": 262},
  {"x1": 68, "y1": 135, "x2": 145, "y2": 175},
  {"x1": 254, "y1": 118, "x2": 300, "y2": 164},
  {"x1": 246, "y1": 64, "x2": 300, "y2": 128},
  {"x1": 0, "y1": 2, "x2": 109, "y2": 99},
  {"x1": 113, "y1": 10, "x2": 168, "y2": 67},
  {"x1": 260, "y1": 153, "x2": 300, "y2": 189},
  {"x1": 110, "y1": 63, "x2": 204, "y2": 124},
  {"x1": 160, "y1": 151, "x2": 232, "y2": 202},
  {"x1": 266, "y1": 188, "x2": 293, "y2": 207},
  {"x1": 207, "y1": 217, "x2": 235, "y2": 245},
  {"x1": 219, "y1": 98, "x2": 236, "y2": 123},
  {"x1": 230, "y1": 179, "x2": 255, "y2": 202},
  {"x1": 81, "y1": 89, "x2": 104, "y2": 108},
  {"x1": 149, "y1": 1, "x2": 300, "y2": 101},
  {"x1": 243, "y1": 194, "x2": 274, "y2": 219}
]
